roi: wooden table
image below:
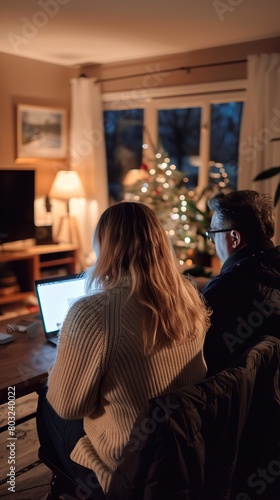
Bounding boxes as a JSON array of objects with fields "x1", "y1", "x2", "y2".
[{"x1": 0, "y1": 312, "x2": 56, "y2": 406}]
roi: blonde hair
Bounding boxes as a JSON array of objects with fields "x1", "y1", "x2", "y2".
[{"x1": 87, "y1": 202, "x2": 210, "y2": 354}]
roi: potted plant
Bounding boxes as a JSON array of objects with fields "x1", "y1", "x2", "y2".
[{"x1": 253, "y1": 138, "x2": 280, "y2": 206}]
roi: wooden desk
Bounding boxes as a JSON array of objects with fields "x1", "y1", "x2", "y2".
[{"x1": 0, "y1": 312, "x2": 56, "y2": 405}]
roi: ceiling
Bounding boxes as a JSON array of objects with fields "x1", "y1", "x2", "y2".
[{"x1": 0, "y1": 0, "x2": 280, "y2": 67}]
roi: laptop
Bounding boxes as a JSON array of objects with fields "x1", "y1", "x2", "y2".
[{"x1": 34, "y1": 273, "x2": 87, "y2": 346}]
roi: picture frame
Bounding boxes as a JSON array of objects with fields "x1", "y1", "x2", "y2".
[{"x1": 16, "y1": 104, "x2": 67, "y2": 162}]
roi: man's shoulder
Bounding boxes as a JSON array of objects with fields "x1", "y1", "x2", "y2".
[
  {"x1": 262, "y1": 245, "x2": 280, "y2": 270},
  {"x1": 202, "y1": 260, "x2": 258, "y2": 302},
  {"x1": 202, "y1": 272, "x2": 240, "y2": 298},
  {"x1": 202, "y1": 245, "x2": 280, "y2": 299},
  {"x1": 202, "y1": 262, "x2": 246, "y2": 290}
]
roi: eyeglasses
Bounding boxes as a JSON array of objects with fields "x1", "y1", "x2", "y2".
[{"x1": 206, "y1": 228, "x2": 232, "y2": 243}]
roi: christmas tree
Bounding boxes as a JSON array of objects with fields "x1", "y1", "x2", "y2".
[{"x1": 124, "y1": 146, "x2": 213, "y2": 267}]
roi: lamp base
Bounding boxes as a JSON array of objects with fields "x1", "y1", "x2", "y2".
[{"x1": 54, "y1": 215, "x2": 81, "y2": 247}]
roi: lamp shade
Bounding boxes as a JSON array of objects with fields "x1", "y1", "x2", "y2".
[{"x1": 49, "y1": 170, "x2": 85, "y2": 200}]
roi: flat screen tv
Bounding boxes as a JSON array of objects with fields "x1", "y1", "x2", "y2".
[{"x1": 0, "y1": 169, "x2": 35, "y2": 245}]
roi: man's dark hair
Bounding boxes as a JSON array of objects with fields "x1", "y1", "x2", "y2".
[{"x1": 208, "y1": 190, "x2": 275, "y2": 243}]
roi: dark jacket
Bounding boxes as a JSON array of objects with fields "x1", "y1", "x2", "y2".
[
  {"x1": 107, "y1": 336, "x2": 280, "y2": 500},
  {"x1": 202, "y1": 240, "x2": 280, "y2": 375}
]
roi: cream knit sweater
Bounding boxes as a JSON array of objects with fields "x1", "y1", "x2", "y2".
[{"x1": 47, "y1": 283, "x2": 207, "y2": 493}]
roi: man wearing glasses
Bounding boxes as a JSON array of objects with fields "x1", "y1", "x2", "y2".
[{"x1": 202, "y1": 190, "x2": 280, "y2": 375}]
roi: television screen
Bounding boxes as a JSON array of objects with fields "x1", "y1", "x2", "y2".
[{"x1": 0, "y1": 169, "x2": 35, "y2": 245}]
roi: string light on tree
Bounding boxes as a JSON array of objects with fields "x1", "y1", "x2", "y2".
[
  {"x1": 124, "y1": 144, "x2": 211, "y2": 265},
  {"x1": 209, "y1": 161, "x2": 230, "y2": 188}
]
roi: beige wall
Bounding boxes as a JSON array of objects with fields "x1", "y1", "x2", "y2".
[
  {"x1": 0, "y1": 52, "x2": 78, "y2": 196},
  {"x1": 1, "y1": 37, "x2": 280, "y2": 253},
  {"x1": 84, "y1": 36, "x2": 280, "y2": 93},
  {"x1": 1, "y1": 36, "x2": 280, "y2": 197}
]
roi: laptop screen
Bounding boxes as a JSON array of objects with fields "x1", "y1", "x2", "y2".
[{"x1": 35, "y1": 273, "x2": 87, "y2": 336}]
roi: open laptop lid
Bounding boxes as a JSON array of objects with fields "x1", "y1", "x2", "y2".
[{"x1": 34, "y1": 273, "x2": 87, "y2": 342}]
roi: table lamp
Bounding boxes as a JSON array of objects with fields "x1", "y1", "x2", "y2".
[{"x1": 49, "y1": 170, "x2": 85, "y2": 245}]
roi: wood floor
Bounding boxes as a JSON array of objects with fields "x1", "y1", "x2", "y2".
[{"x1": 0, "y1": 393, "x2": 52, "y2": 500}]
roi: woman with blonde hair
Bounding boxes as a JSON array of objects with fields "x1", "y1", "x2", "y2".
[{"x1": 37, "y1": 202, "x2": 210, "y2": 498}]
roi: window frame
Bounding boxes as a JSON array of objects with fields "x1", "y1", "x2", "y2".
[{"x1": 102, "y1": 80, "x2": 247, "y2": 192}]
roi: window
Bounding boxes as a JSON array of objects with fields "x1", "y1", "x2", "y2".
[
  {"x1": 103, "y1": 109, "x2": 144, "y2": 202},
  {"x1": 103, "y1": 81, "x2": 246, "y2": 200},
  {"x1": 158, "y1": 107, "x2": 201, "y2": 189},
  {"x1": 209, "y1": 102, "x2": 244, "y2": 190}
]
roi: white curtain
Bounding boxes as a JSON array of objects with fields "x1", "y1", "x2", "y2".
[
  {"x1": 69, "y1": 77, "x2": 108, "y2": 264},
  {"x1": 238, "y1": 53, "x2": 280, "y2": 244}
]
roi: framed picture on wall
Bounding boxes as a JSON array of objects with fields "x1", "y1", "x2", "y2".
[{"x1": 16, "y1": 104, "x2": 67, "y2": 161}]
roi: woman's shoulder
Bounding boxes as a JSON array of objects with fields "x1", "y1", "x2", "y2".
[
  {"x1": 62, "y1": 290, "x2": 109, "y2": 338},
  {"x1": 69, "y1": 286, "x2": 126, "y2": 312},
  {"x1": 67, "y1": 289, "x2": 106, "y2": 314}
]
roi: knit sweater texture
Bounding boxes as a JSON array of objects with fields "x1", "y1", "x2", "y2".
[{"x1": 47, "y1": 283, "x2": 207, "y2": 493}]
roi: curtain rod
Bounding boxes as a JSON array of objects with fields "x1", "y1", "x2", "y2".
[
  {"x1": 152, "y1": 87, "x2": 246, "y2": 100},
  {"x1": 92, "y1": 58, "x2": 247, "y2": 84}
]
